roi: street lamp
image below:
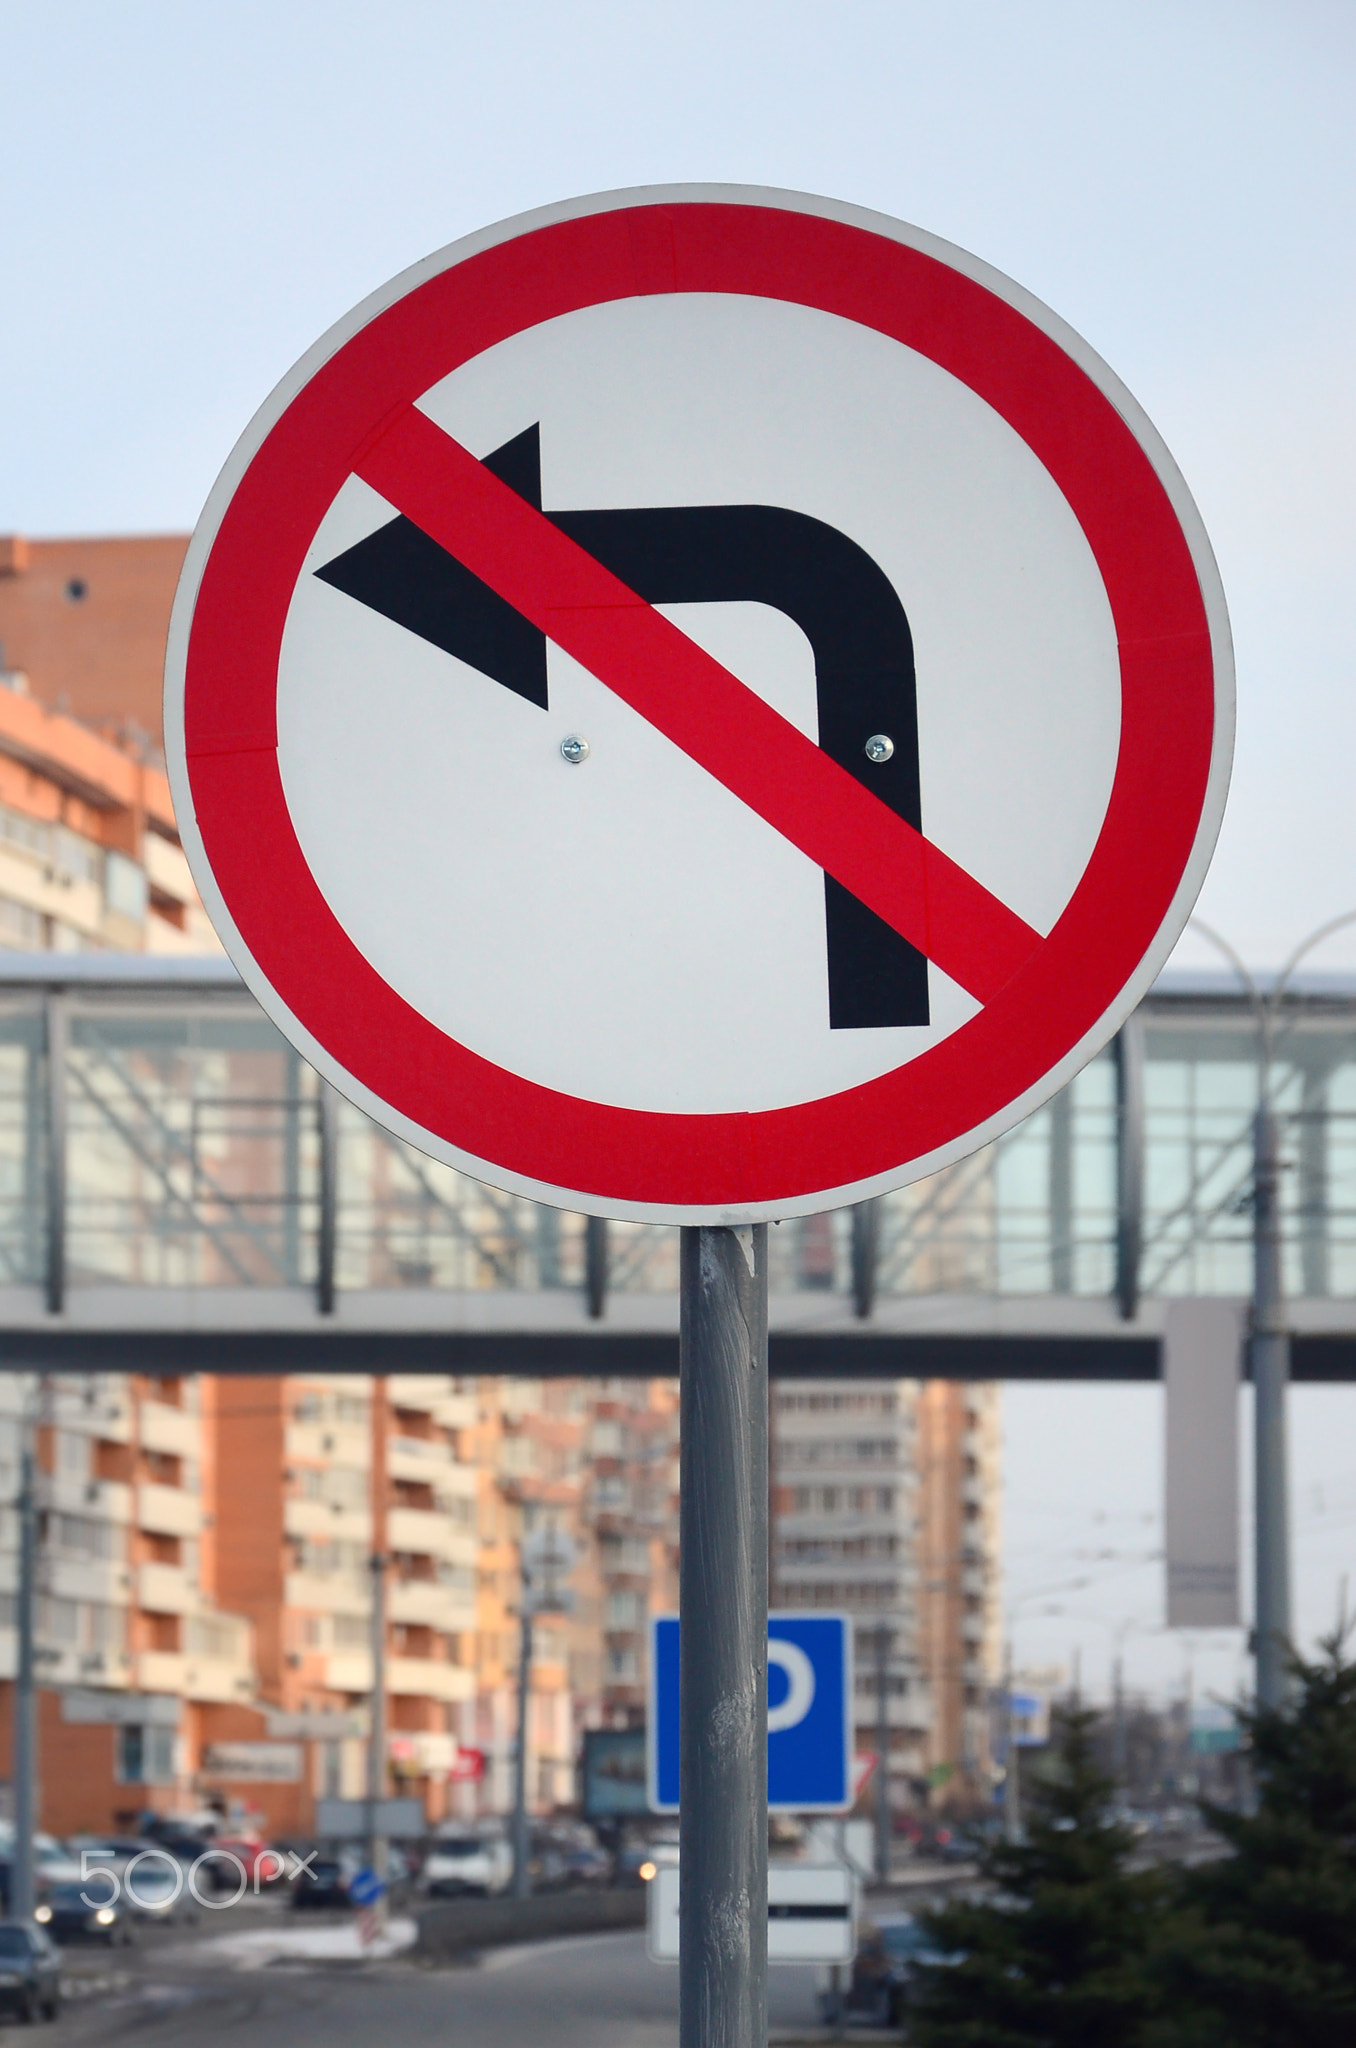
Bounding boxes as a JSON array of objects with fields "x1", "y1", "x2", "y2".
[
  {"x1": 1000, "y1": 1585, "x2": 1098, "y2": 1843},
  {"x1": 1036, "y1": 1607, "x2": 1154, "y2": 1786},
  {"x1": 1189, "y1": 911, "x2": 1356, "y2": 1708},
  {"x1": 512, "y1": 1525, "x2": 576, "y2": 1899}
]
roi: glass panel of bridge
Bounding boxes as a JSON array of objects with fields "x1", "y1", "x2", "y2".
[
  {"x1": 65, "y1": 999, "x2": 316, "y2": 1287},
  {"x1": 0, "y1": 1001, "x2": 44, "y2": 1286}
]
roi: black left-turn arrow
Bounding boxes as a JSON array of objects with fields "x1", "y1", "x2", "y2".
[{"x1": 317, "y1": 424, "x2": 927, "y2": 1031}]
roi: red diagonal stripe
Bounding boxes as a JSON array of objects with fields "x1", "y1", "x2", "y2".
[{"x1": 354, "y1": 405, "x2": 1042, "y2": 1007}]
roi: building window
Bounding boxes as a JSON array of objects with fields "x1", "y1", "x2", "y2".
[
  {"x1": 184, "y1": 1613, "x2": 244, "y2": 1661},
  {"x1": 0, "y1": 898, "x2": 46, "y2": 947},
  {"x1": 116, "y1": 1723, "x2": 175, "y2": 1784},
  {"x1": 104, "y1": 852, "x2": 148, "y2": 924}
]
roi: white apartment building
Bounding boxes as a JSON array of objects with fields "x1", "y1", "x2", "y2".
[{"x1": 772, "y1": 1381, "x2": 931, "y2": 1798}]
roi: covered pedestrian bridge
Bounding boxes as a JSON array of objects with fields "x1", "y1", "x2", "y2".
[{"x1": 1, "y1": 954, "x2": 1354, "y2": 1379}]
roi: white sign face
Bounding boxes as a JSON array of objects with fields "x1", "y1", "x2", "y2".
[
  {"x1": 200, "y1": 1741, "x2": 302, "y2": 1782},
  {"x1": 648, "y1": 1862, "x2": 856, "y2": 1964},
  {"x1": 167, "y1": 186, "x2": 1232, "y2": 1224}
]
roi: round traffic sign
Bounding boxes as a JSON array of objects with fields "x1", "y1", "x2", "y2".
[{"x1": 166, "y1": 186, "x2": 1232, "y2": 1225}]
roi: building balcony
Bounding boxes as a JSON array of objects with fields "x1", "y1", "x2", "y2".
[
  {"x1": 283, "y1": 1498, "x2": 371, "y2": 1542},
  {"x1": 139, "y1": 1401, "x2": 200, "y2": 1459},
  {"x1": 138, "y1": 1562, "x2": 195, "y2": 1615},
  {"x1": 46, "y1": 1557, "x2": 128, "y2": 1607},
  {"x1": 285, "y1": 1421, "x2": 369, "y2": 1468},
  {"x1": 77, "y1": 1478, "x2": 132, "y2": 1523},
  {"x1": 322, "y1": 1651, "x2": 374, "y2": 1695},
  {"x1": 432, "y1": 1394, "x2": 477, "y2": 1431},
  {"x1": 389, "y1": 1729, "x2": 458, "y2": 1773},
  {"x1": 386, "y1": 1506, "x2": 473, "y2": 1561},
  {"x1": 322, "y1": 1650, "x2": 471, "y2": 1702},
  {"x1": 26, "y1": 1643, "x2": 133, "y2": 1689},
  {"x1": 852, "y1": 1697, "x2": 932, "y2": 1734},
  {"x1": 138, "y1": 1648, "x2": 253, "y2": 1704},
  {"x1": 387, "y1": 1439, "x2": 449, "y2": 1481},
  {"x1": 45, "y1": 1471, "x2": 130, "y2": 1520},
  {"x1": 283, "y1": 1570, "x2": 370, "y2": 1615},
  {"x1": 387, "y1": 1656, "x2": 474, "y2": 1704},
  {"x1": 52, "y1": 1388, "x2": 131, "y2": 1443},
  {"x1": 143, "y1": 831, "x2": 197, "y2": 909},
  {"x1": 385, "y1": 1377, "x2": 450, "y2": 1413},
  {"x1": 388, "y1": 1578, "x2": 474, "y2": 1631},
  {"x1": 137, "y1": 1484, "x2": 201, "y2": 1538}
]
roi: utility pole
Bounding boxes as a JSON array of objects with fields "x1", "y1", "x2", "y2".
[
  {"x1": 512, "y1": 1525, "x2": 574, "y2": 1901},
  {"x1": 1112, "y1": 1653, "x2": 1128, "y2": 1789},
  {"x1": 512, "y1": 1600, "x2": 533, "y2": 1898},
  {"x1": 12, "y1": 1438, "x2": 36, "y2": 1920},
  {"x1": 1252, "y1": 1104, "x2": 1291, "y2": 1710},
  {"x1": 365, "y1": 1545, "x2": 387, "y2": 1885},
  {"x1": 873, "y1": 1620, "x2": 891, "y2": 1884},
  {"x1": 1002, "y1": 1645, "x2": 1021, "y2": 1845}
]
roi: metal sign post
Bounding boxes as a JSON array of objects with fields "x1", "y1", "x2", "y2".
[{"x1": 679, "y1": 1225, "x2": 768, "y2": 2048}]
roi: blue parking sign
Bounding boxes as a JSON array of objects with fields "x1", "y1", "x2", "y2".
[
  {"x1": 649, "y1": 1612, "x2": 852, "y2": 1813},
  {"x1": 348, "y1": 1867, "x2": 386, "y2": 1907}
]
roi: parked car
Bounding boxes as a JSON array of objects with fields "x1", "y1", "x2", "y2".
[
  {"x1": 419, "y1": 1832, "x2": 512, "y2": 1899},
  {"x1": 208, "y1": 1839, "x2": 284, "y2": 1891},
  {"x1": 0, "y1": 1922, "x2": 61, "y2": 2021},
  {"x1": 616, "y1": 1836, "x2": 678, "y2": 1887},
  {"x1": 291, "y1": 1855, "x2": 355, "y2": 1910},
  {"x1": 562, "y1": 1839, "x2": 612, "y2": 1888},
  {"x1": 68, "y1": 1836, "x2": 147, "y2": 1873},
  {"x1": 35, "y1": 1881, "x2": 133, "y2": 1947},
  {"x1": 139, "y1": 1819, "x2": 212, "y2": 1863},
  {"x1": 121, "y1": 1853, "x2": 198, "y2": 1925},
  {"x1": 823, "y1": 1913, "x2": 952, "y2": 2028}
]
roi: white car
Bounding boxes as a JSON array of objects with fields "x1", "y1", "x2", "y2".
[{"x1": 420, "y1": 1832, "x2": 512, "y2": 1899}]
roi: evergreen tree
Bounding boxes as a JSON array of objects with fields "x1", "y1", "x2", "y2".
[
  {"x1": 1150, "y1": 1629, "x2": 1356, "y2": 2047},
  {"x1": 910, "y1": 1704, "x2": 1165, "y2": 2048}
]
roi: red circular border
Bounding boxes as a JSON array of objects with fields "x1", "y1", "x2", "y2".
[{"x1": 182, "y1": 201, "x2": 1215, "y2": 1210}]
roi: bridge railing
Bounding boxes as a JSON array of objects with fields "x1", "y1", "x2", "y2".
[{"x1": 4, "y1": 957, "x2": 1356, "y2": 1314}]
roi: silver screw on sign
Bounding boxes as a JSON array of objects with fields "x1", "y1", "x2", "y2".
[
  {"x1": 864, "y1": 734, "x2": 894, "y2": 763},
  {"x1": 560, "y1": 735, "x2": 590, "y2": 764}
]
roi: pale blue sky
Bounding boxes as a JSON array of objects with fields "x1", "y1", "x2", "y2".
[{"x1": 3, "y1": 0, "x2": 1354, "y2": 1704}]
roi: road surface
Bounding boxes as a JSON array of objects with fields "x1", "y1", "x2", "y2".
[{"x1": 47, "y1": 1925, "x2": 829, "y2": 2047}]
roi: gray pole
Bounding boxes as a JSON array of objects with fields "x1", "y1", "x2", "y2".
[
  {"x1": 1112, "y1": 1654, "x2": 1127, "y2": 1788},
  {"x1": 1002, "y1": 1644, "x2": 1021, "y2": 1845},
  {"x1": 365, "y1": 1546, "x2": 387, "y2": 1884},
  {"x1": 679, "y1": 1224, "x2": 768, "y2": 2048},
  {"x1": 512, "y1": 1602, "x2": 533, "y2": 1899},
  {"x1": 1252, "y1": 1104, "x2": 1291, "y2": 1710},
  {"x1": 873, "y1": 1621, "x2": 891, "y2": 1884},
  {"x1": 12, "y1": 1442, "x2": 37, "y2": 1920}
]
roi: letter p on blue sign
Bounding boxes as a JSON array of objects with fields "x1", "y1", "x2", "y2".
[{"x1": 649, "y1": 1612, "x2": 852, "y2": 1814}]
